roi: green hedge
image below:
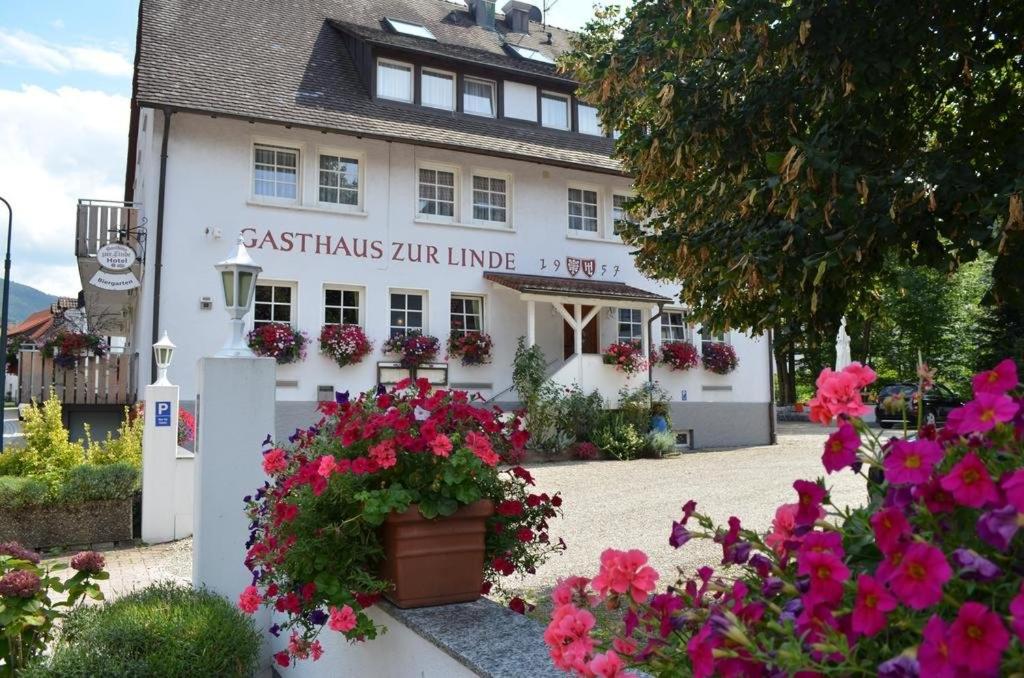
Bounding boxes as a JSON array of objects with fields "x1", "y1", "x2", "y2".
[
  {"x1": 60, "y1": 462, "x2": 138, "y2": 503},
  {"x1": 25, "y1": 582, "x2": 262, "y2": 677},
  {"x1": 0, "y1": 475, "x2": 48, "y2": 509}
]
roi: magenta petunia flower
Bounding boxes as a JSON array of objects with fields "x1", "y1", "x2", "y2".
[
  {"x1": 869, "y1": 507, "x2": 910, "y2": 555},
  {"x1": 1011, "y1": 582, "x2": 1024, "y2": 643},
  {"x1": 887, "y1": 542, "x2": 951, "y2": 609},
  {"x1": 592, "y1": 548, "x2": 659, "y2": 604},
  {"x1": 851, "y1": 574, "x2": 896, "y2": 636},
  {"x1": 948, "y1": 602, "x2": 1010, "y2": 673},
  {"x1": 1001, "y1": 469, "x2": 1024, "y2": 513},
  {"x1": 797, "y1": 550, "x2": 849, "y2": 605},
  {"x1": 793, "y1": 480, "x2": 827, "y2": 527},
  {"x1": 687, "y1": 623, "x2": 719, "y2": 678},
  {"x1": 958, "y1": 392, "x2": 1019, "y2": 433},
  {"x1": 939, "y1": 452, "x2": 1000, "y2": 508},
  {"x1": 918, "y1": 615, "x2": 954, "y2": 676},
  {"x1": 972, "y1": 358, "x2": 1018, "y2": 395},
  {"x1": 798, "y1": 530, "x2": 844, "y2": 558},
  {"x1": 883, "y1": 438, "x2": 943, "y2": 486},
  {"x1": 822, "y1": 421, "x2": 860, "y2": 474}
]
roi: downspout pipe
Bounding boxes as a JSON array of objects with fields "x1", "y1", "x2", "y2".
[
  {"x1": 647, "y1": 302, "x2": 665, "y2": 384},
  {"x1": 768, "y1": 328, "x2": 777, "y2": 445},
  {"x1": 149, "y1": 107, "x2": 172, "y2": 384}
]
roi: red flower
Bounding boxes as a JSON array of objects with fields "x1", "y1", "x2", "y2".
[
  {"x1": 262, "y1": 448, "x2": 287, "y2": 475},
  {"x1": 238, "y1": 585, "x2": 261, "y2": 614},
  {"x1": 497, "y1": 500, "x2": 524, "y2": 516},
  {"x1": 869, "y1": 507, "x2": 910, "y2": 555},
  {"x1": 851, "y1": 574, "x2": 896, "y2": 636},
  {"x1": 939, "y1": 452, "x2": 1000, "y2": 508},
  {"x1": 274, "y1": 651, "x2": 291, "y2": 668},
  {"x1": 516, "y1": 528, "x2": 535, "y2": 542},
  {"x1": 492, "y1": 556, "x2": 515, "y2": 575}
]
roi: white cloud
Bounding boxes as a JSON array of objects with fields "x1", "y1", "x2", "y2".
[
  {"x1": 0, "y1": 85, "x2": 129, "y2": 296},
  {"x1": 0, "y1": 29, "x2": 133, "y2": 77}
]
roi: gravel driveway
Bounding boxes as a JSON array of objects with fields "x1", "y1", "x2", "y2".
[{"x1": 513, "y1": 422, "x2": 868, "y2": 597}]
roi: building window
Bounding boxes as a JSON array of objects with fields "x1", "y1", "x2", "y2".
[
  {"x1": 390, "y1": 292, "x2": 425, "y2": 337},
  {"x1": 541, "y1": 92, "x2": 570, "y2": 130},
  {"x1": 568, "y1": 187, "x2": 599, "y2": 233},
  {"x1": 418, "y1": 166, "x2": 457, "y2": 220},
  {"x1": 700, "y1": 327, "x2": 728, "y2": 353},
  {"x1": 463, "y1": 77, "x2": 495, "y2": 117},
  {"x1": 318, "y1": 154, "x2": 360, "y2": 206},
  {"x1": 324, "y1": 287, "x2": 361, "y2": 326},
  {"x1": 661, "y1": 310, "x2": 689, "y2": 342},
  {"x1": 578, "y1": 104, "x2": 602, "y2": 136},
  {"x1": 253, "y1": 144, "x2": 298, "y2": 200},
  {"x1": 254, "y1": 283, "x2": 295, "y2": 328},
  {"x1": 618, "y1": 308, "x2": 642, "y2": 343},
  {"x1": 471, "y1": 174, "x2": 508, "y2": 224},
  {"x1": 612, "y1": 194, "x2": 635, "y2": 235},
  {"x1": 377, "y1": 59, "x2": 413, "y2": 102},
  {"x1": 450, "y1": 295, "x2": 483, "y2": 335},
  {"x1": 421, "y1": 68, "x2": 455, "y2": 110}
]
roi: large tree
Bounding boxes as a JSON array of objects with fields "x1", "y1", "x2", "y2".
[{"x1": 564, "y1": 0, "x2": 1024, "y2": 334}]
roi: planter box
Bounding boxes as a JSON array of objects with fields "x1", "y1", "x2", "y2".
[
  {"x1": 381, "y1": 500, "x2": 492, "y2": 608},
  {"x1": 0, "y1": 498, "x2": 133, "y2": 550}
]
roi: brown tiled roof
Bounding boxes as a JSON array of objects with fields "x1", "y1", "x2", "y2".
[
  {"x1": 8, "y1": 309, "x2": 54, "y2": 344},
  {"x1": 484, "y1": 272, "x2": 671, "y2": 303},
  {"x1": 134, "y1": 0, "x2": 620, "y2": 173}
]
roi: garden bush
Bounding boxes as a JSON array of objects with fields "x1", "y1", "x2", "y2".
[
  {"x1": 0, "y1": 476, "x2": 48, "y2": 510},
  {"x1": 85, "y1": 405, "x2": 143, "y2": 468},
  {"x1": 643, "y1": 431, "x2": 677, "y2": 458},
  {"x1": 554, "y1": 387, "x2": 604, "y2": 443},
  {"x1": 60, "y1": 463, "x2": 138, "y2": 503},
  {"x1": 569, "y1": 441, "x2": 600, "y2": 461},
  {"x1": 0, "y1": 391, "x2": 85, "y2": 496},
  {"x1": 618, "y1": 383, "x2": 672, "y2": 433},
  {"x1": 593, "y1": 413, "x2": 644, "y2": 461},
  {"x1": 28, "y1": 582, "x2": 261, "y2": 677}
]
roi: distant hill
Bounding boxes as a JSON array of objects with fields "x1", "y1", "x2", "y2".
[{"x1": 0, "y1": 280, "x2": 59, "y2": 325}]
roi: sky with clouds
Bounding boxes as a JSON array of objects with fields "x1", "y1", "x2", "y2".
[{"x1": 0, "y1": 0, "x2": 604, "y2": 297}]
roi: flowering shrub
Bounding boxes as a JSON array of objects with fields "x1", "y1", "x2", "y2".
[
  {"x1": 239, "y1": 380, "x2": 565, "y2": 666},
  {"x1": 546, "y1": 359, "x2": 1024, "y2": 676},
  {"x1": 701, "y1": 342, "x2": 738, "y2": 374},
  {"x1": 658, "y1": 341, "x2": 699, "y2": 371},
  {"x1": 0, "y1": 542, "x2": 107, "y2": 673},
  {"x1": 382, "y1": 332, "x2": 440, "y2": 368},
  {"x1": 447, "y1": 331, "x2": 494, "y2": 366},
  {"x1": 42, "y1": 330, "x2": 108, "y2": 369},
  {"x1": 178, "y1": 409, "x2": 196, "y2": 447},
  {"x1": 319, "y1": 324, "x2": 373, "y2": 368},
  {"x1": 602, "y1": 341, "x2": 648, "y2": 376},
  {"x1": 247, "y1": 322, "x2": 308, "y2": 364},
  {"x1": 570, "y1": 441, "x2": 600, "y2": 461}
]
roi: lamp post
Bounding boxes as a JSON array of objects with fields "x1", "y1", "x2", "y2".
[
  {"x1": 214, "y1": 236, "x2": 261, "y2": 358},
  {"x1": 0, "y1": 196, "x2": 12, "y2": 456},
  {"x1": 152, "y1": 330, "x2": 176, "y2": 385}
]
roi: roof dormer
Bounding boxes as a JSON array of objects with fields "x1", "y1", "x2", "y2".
[{"x1": 502, "y1": 1, "x2": 541, "y2": 33}]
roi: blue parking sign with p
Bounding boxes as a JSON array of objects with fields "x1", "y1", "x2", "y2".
[{"x1": 155, "y1": 401, "x2": 172, "y2": 427}]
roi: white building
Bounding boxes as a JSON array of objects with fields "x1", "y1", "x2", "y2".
[{"x1": 66, "y1": 0, "x2": 774, "y2": 448}]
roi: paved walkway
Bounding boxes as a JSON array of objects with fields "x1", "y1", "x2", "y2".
[{"x1": 44, "y1": 538, "x2": 192, "y2": 600}]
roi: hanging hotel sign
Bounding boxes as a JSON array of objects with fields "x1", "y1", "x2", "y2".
[
  {"x1": 96, "y1": 243, "x2": 137, "y2": 271},
  {"x1": 90, "y1": 270, "x2": 140, "y2": 290}
]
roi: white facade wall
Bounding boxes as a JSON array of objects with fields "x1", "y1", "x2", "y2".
[{"x1": 130, "y1": 111, "x2": 771, "y2": 443}]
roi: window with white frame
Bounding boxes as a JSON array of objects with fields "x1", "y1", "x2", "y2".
[
  {"x1": 421, "y1": 68, "x2": 455, "y2": 110},
  {"x1": 417, "y1": 166, "x2": 457, "y2": 219},
  {"x1": 253, "y1": 144, "x2": 298, "y2": 200},
  {"x1": 471, "y1": 174, "x2": 508, "y2": 224},
  {"x1": 254, "y1": 283, "x2": 295, "y2": 328},
  {"x1": 541, "y1": 92, "x2": 570, "y2": 129},
  {"x1": 578, "y1": 104, "x2": 602, "y2": 136},
  {"x1": 612, "y1": 194, "x2": 635, "y2": 235},
  {"x1": 377, "y1": 59, "x2": 413, "y2": 102},
  {"x1": 568, "y1": 187, "x2": 599, "y2": 233},
  {"x1": 463, "y1": 77, "x2": 495, "y2": 117},
  {"x1": 450, "y1": 295, "x2": 483, "y2": 335},
  {"x1": 323, "y1": 287, "x2": 361, "y2": 326},
  {"x1": 700, "y1": 327, "x2": 728, "y2": 353},
  {"x1": 661, "y1": 310, "x2": 689, "y2": 342},
  {"x1": 618, "y1": 308, "x2": 643, "y2": 343},
  {"x1": 318, "y1": 153, "x2": 360, "y2": 206},
  {"x1": 390, "y1": 291, "x2": 425, "y2": 337}
]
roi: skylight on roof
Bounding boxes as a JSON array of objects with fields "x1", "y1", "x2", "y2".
[
  {"x1": 384, "y1": 17, "x2": 437, "y2": 41},
  {"x1": 505, "y1": 43, "x2": 555, "y2": 65}
]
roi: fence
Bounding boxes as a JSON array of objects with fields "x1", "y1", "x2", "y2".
[{"x1": 17, "y1": 350, "x2": 136, "y2": 405}]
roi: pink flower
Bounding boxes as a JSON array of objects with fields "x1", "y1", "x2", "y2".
[
  {"x1": 822, "y1": 421, "x2": 859, "y2": 473},
  {"x1": 591, "y1": 548, "x2": 659, "y2": 604},
  {"x1": 958, "y1": 392, "x2": 1019, "y2": 433},
  {"x1": 883, "y1": 438, "x2": 943, "y2": 485},
  {"x1": 310, "y1": 640, "x2": 324, "y2": 661},
  {"x1": 888, "y1": 542, "x2": 951, "y2": 609},
  {"x1": 918, "y1": 615, "x2": 955, "y2": 677},
  {"x1": 851, "y1": 574, "x2": 896, "y2": 636},
  {"x1": 793, "y1": 480, "x2": 826, "y2": 526},
  {"x1": 328, "y1": 604, "x2": 357, "y2": 633},
  {"x1": 687, "y1": 623, "x2": 719, "y2": 678},
  {"x1": 587, "y1": 650, "x2": 634, "y2": 677},
  {"x1": 552, "y1": 576, "x2": 592, "y2": 608},
  {"x1": 429, "y1": 434, "x2": 453, "y2": 458},
  {"x1": 544, "y1": 604, "x2": 596, "y2": 673},
  {"x1": 1010, "y1": 582, "x2": 1024, "y2": 643},
  {"x1": 317, "y1": 455, "x2": 338, "y2": 478},
  {"x1": 765, "y1": 503, "x2": 801, "y2": 556},
  {"x1": 972, "y1": 358, "x2": 1018, "y2": 395},
  {"x1": 369, "y1": 440, "x2": 397, "y2": 469},
  {"x1": 797, "y1": 550, "x2": 849, "y2": 604},
  {"x1": 807, "y1": 364, "x2": 874, "y2": 425},
  {"x1": 843, "y1": 361, "x2": 877, "y2": 388},
  {"x1": 70, "y1": 550, "x2": 106, "y2": 574},
  {"x1": 939, "y1": 452, "x2": 1000, "y2": 508},
  {"x1": 238, "y1": 585, "x2": 261, "y2": 614},
  {"x1": 948, "y1": 602, "x2": 1010, "y2": 673},
  {"x1": 870, "y1": 507, "x2": 910, "y2": 555},
  {"x1": 1001, "y1": 469, "x2": 1024, "y2": 513},
  {"x1": 262, "y1": 448, "x2": 287, "y2": 475},
  {"x1": 466, "y1": 431, "x2": 500, "y2": 466}
]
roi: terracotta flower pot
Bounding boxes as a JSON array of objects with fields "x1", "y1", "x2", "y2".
[{"x1": 380, "y1": 499, "x2": 494, "y2": 608}]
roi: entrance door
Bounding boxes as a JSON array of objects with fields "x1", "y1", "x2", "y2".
[{"x1": 563, "y1": 305, "x2": 599, "y2": 359}]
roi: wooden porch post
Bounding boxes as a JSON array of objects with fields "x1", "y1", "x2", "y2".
[
  {"x1": 527, "y1": 300, "x2": 536, "y2": 347},
  {"x1": 641, "y1": 306, "x2": 650, "y2": 356},
  {"x1": 573, "y1": 304, "x2": 583, "y2": 356}
]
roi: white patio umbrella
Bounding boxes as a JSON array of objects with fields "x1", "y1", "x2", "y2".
[{"x1": 835, "y1": 317, "x2": 852, "y2": 370}]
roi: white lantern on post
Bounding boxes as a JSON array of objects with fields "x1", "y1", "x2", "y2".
[
  {"x1": 214, "y1": 236, "x2": 262, "y2": 358},
  {"x1": 152, "y1": 330, "x2": 176, "y2": 385}
]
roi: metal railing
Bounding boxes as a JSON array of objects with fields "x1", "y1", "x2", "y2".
[{"x1": 75, "y1": 199, "x2": 143, "y2": 259}]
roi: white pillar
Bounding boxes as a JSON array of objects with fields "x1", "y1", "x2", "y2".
[
  {"x1": 526, "y1": 300, "x2": 536, "y2": 347},
  {"x1": 193, "y1": 355, "x2": 275, "y2": 632},
  {"x1": 141, "y1": 382, "x2": 179, "y2": 543},
  {"x1": 640, "y1": 307, "x2": 650, "y2": 356},
  {"x1": 573, "y1": 304, "x2": 583, "y2": 356}
]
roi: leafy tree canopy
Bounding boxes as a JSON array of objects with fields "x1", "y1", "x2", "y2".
[{"x1": 563, "y1": 0, "x2": 1024, "y2": 334}]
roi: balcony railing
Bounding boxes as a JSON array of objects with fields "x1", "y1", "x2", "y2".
[
  {"x1": 16, "y1": 350, "x2": 137, "y2": 406},
  {"x1": 75, "y1": 199, "x2": 143, "y2": 259}
]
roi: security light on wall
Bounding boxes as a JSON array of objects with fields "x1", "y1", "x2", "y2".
[{"x1": 214, "y1": 235, "x2": 262, "y2": 358}]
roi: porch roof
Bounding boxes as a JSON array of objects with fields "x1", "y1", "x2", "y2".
[{"x1": 483, "y1": 272, "x2": 672, "y2": 304}]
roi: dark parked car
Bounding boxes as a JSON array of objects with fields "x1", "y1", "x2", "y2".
[{"x1": 874, "y1": 382, "x2": 964, "y2": 429}]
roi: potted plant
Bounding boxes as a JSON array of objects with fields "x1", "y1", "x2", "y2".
[
  {"x1": 701, "y1": 342, "x2": 738, "y2": 374},
  {"x1": 602, "y1": 341, "x2": 648, "y2": 376},
  {"x1": 42, "y1": 331, "x2": 108, "y2": 369},
  {"x1": 382, "y1": 331, "x2": 440, "y2": 368},
  {"x1": 246, "y1": 322, "x2": 308, "y2": 364},
  {"x1": 238, "y1": 380, "x2": 565, "y2": 666},
  {"x1": 319, "y1": 324, "x2": 373, "y2": 368},
  {"x1": 447, "y1": 331, "x2": 494, "y2": 366},
  {"x1": 658, "y1": 341, "x2": 700, "y2": 371}
]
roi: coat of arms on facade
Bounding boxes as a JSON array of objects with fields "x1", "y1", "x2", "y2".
[
  {"x1": 566, "y1": 257, "x2": 581, "y2": 277},
  {"x1": 581, "y1": 259, "x2": 596, "y2": 278}
]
